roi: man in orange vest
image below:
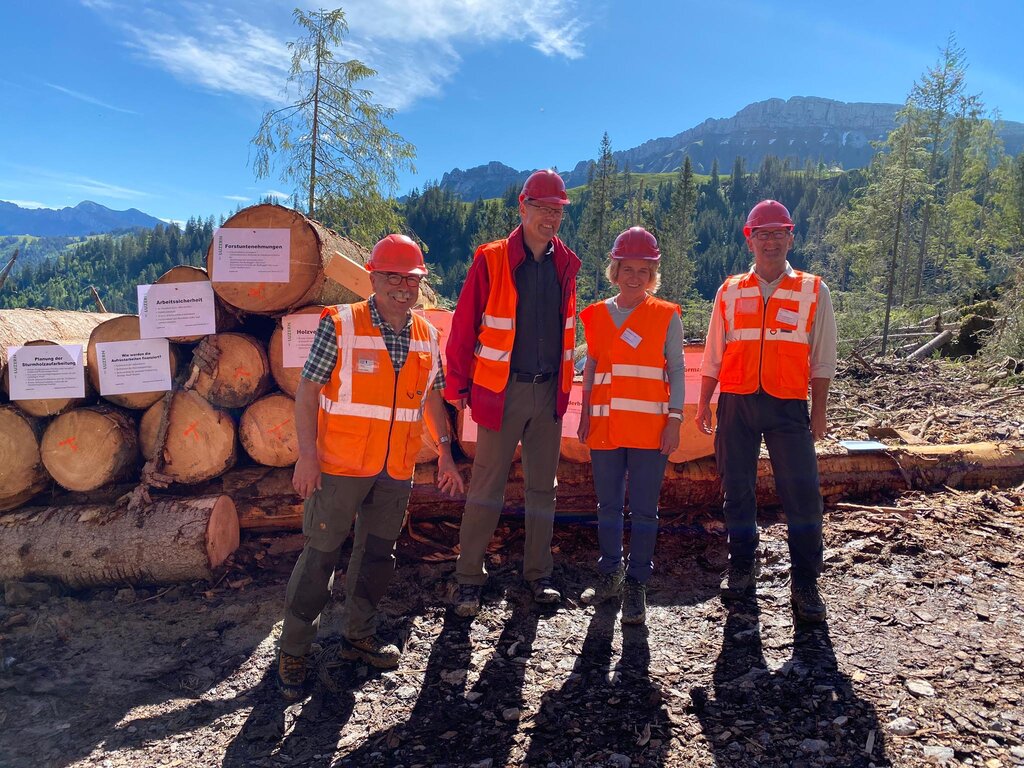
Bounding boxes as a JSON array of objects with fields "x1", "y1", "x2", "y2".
[
  {"x1": 445, "y1": 169, "x2": 581, "y2": 617},
  {"x1": 696, "y1": 200, "x2": 837, "y2": 623},
  {"x1": 277, "y1": 234, "x2": 464, "y2": 701}
]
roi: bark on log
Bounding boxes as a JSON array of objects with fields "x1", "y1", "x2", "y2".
[
  {"x1": 907, "y1": 329, "x2": 953, "y2": 361},
  {"x1": 239, "y1": 393, "x2": 299, "y2": 467},
  {"x1": 41, "y1": 406, "x2": 139, "y2": 492},
  {"x1": 0, "y1": 406, "x2": 51, "y2": 512},
  {"x1": 189, "y1": 332, "x2": 270, "y2": 408},
  {"x1": 140, "y1": 390, "x2": 237, "y2": 484},
  {"x1": 3, "y1": 339, "x2": 93, "y2": 417},
  {"x1": 153, "y1": 265, "x2": 240, "y2": 343},
  {"x1": 87, "y1": 316, "x2": 179, "y2": 409},
  {"x1": 0, "y1": 495, "x2": 239, "y2": 587},
  {"x1": 268, "y1": 304, "x2": 324, "y2": 397}
]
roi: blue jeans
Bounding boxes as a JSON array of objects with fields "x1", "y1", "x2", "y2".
[{"x1": 590, "y1": 447, "x2": 669, "y2": 584}]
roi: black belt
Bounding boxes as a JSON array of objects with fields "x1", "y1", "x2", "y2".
[{"x1": 513, "y1": 371, "x2": 553, "y2": 383}]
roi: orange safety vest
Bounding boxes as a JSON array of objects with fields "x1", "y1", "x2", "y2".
[
  {"x1": 316, "y1": 301, "x2": 440, "y2": 479},
  {"x1": 717, "y1": 270, "x2": 821, "y2": 400},
  {"x1": 580, "y1": 295, "x2": 680, "y2": 450},
  {"x1": 471, "y1": 240, "x2": 575, "y2": 395}
]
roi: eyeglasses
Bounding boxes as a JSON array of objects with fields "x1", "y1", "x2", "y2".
[
  {"x1": 378, "y1": 273, "x2": 423, "y2": 287},
  {"x1": 751, "y1": 229, "x2": 792, "y2": 241},
  {"x1": 526, "y1": 202, "x2": 565, "y2": 219}
]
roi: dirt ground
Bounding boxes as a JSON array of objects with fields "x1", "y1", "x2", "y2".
[{"x1": 2, "y1": 358, "x2": 1024, "y2": 768}]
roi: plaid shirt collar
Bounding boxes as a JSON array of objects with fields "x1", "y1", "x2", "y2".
[{"x1": 368, "y1": 294, "x2": 412, "y2": 335}]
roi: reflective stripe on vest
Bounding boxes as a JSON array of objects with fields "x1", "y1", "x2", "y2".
[
  {"x1": 717, "y1": 270, "x2": 820, "y2": 400},
  {"x1": 580, "y1": 295, "x2": 679, "y2": 450},
  {"x1": 317, "y1": 301, "x2": 439, "y2": 479}
]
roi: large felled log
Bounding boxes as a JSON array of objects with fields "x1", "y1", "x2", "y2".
[
  {"x1": 140, "y1": 390, "x2": 237, "y2": 484},
  {"x1": 239, "y1": 393, "x2": 299, "y2": 467},
  {"x1": 0, "y1": 406, "x2": 51, "y2": 512},
  {"x1": 2, "y1": 339, "x2": 93, "y2": 417},
  {"x1": 0, "y1": 495, "x2": 239, "y2": 587},
  {"x1": 40, "y1": 406, "x2": 139, "y2": 492},
  {"x1": 189, "y1": 332, "x2": 270, "y2": 408},
  {"x1": 268, "y1": 304, "x2": 324, "y2": 397},
  {"x1": 87, "y1": 315, "x2": 179, "y2": 409},
  {"x1": 153, "y1": 265, "x2": 240, "y2": 343}
]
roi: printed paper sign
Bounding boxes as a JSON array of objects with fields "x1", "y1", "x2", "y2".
[
  {"x1": 138, "y1": 282, "x2": 216, "y2": 338},
  {"x1": 96, "y1": 339, "x2": 172, "y2": 396},
  {"x1": 282, "y1": 313, "x2": 321, "y2": 368},
  {"x1": 775, "y1": 307, "x2": 800, "y2": 327},
  {"x1": 7, "y1": 345, "x2": 85, "y2": 400},
  {"x1": 212, "y1": 227, "x2": 291, "y2": 282}
]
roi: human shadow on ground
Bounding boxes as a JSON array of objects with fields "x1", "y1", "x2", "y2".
[{"x1": 691, "y1": 598, "x2": 890, "y2": 768}]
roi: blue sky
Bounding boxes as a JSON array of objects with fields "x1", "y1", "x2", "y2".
[{"x1": 2, "y1": 1, "x2": 1022, "y2": 224}]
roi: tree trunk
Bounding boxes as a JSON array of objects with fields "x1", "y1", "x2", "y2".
[
  {"x1": 154, "y1": 265, "x2": 240, "y2": 343},
  {"x1": 87, "y1": 316, "x2": 179, "y2": 409},
  {"x1": 41, "y1": 406, "x2": 139, "y2": 492},
  {"x1": 3, "y1": 339, "x2": 94, "y2": 417},
  {"x1": 140, "y1": 390, "x2": 237, "y2": 484},
  {"x1": 0, "y1": 406, "x2": 51, "y2": 512},
  {"x1": 268, "y1": 304, "x2": 325, "y2": 397},
  {"x1": 906, "y1": 330, "x2": 953, "y2": 361},
  {"x1": 239, "y1": 393, "x2": 299, "y2": 467},
  {"x1": 189, "y1": 332, "x2": 270, "y2": 408},
  {"x1": 0, "y1": 495, "x2": 238, "y2": 587}
]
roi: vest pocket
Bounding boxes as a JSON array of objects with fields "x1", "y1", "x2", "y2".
[
  {"x1": 775, "y1": 345, "x2": 810, "y2": 391},
  {"x1": 320, "y1": 417, "x2": 371, "y2": 472},
  {"x1": 719, "y1": 348, "x2": 745, "y2": 386}
]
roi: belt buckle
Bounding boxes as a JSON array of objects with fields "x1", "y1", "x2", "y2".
[{"x1": 531, "y1": 372, "x2": 545, "y2": 383}]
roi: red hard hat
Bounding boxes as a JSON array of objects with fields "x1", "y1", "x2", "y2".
[
  {"x1": 366, "y1": 234, "x2": 427, "y2": 276},
  {"x1": 610, "y1": 227, "x2": 660, "y2": 260},
  {"x1": 519, "y1": 169, "x2": 570, "y2": 206},
  {"x1": 743, "y1": 200, "x2": 794, "y2": 238}
]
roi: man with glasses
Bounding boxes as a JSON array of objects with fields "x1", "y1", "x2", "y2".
[
  {"x1": 696, "y1": 200, "x2": 837, "y2": 623},
  {"x1": 445, "y1": 169, "x2": 581, "y2": 617},
  {"x1": 277, "y1": 234, "x2": 465, "y2": 700}
]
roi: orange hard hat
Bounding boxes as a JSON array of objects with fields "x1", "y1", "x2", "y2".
[
  {"x1": 366, "y1": 234, "x2": 427, "y2": 276},
  {"x1": 519, "y1": 169, "x2": 570, "y2": 206},
  {"x1": 743, "y1": 200, "x2": 794, "y2": 238},
  {"x1": 610, "y1": 226, "x2": 660, "y2": 260}
]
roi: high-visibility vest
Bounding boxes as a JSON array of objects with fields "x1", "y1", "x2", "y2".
[
  {"x1": 471, "y1": 240, "x2": 575, "y2": 395},
  {"x1": 717, "y1": 270, "x2": 821, "y2": 400},
  {"x1": 317, "y1": 301, "x2": 440, "y2": 479},
  {"x1": 580, "y1": 295, "x2": 680, "y2": 450}
]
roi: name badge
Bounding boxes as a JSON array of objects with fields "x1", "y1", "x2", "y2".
[
  {"x1": 621, "y1": 328, "x2": 643, "y2": 348},
  {"x1": 737, "y1": 297, "x2": 761, "y2": 314},
  {"x1": 775, "y1": 308, "x2": 800, "y2": 328},
  {"x1": 357, "y1": 356, "x2": 378, "y2": 374}
]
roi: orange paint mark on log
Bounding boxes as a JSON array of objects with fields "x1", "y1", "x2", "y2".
[
  {"x1": 183, "y1": 422, "x2": 201, "y2": 441},
  {"x1": 234, "y1": 367, "x2": 252, "y2": 378},
  {"x1": 268, "y1": 419, "x2": 291, "y2": 436},
  {"x1": 247, "y1": 283, "x2": 266, "y2": 298},
  {"x1": 58, "y1": 436, "x2": 78, "y2": 452}
]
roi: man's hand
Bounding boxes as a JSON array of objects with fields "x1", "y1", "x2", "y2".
[
  {"x1": 810, "y1": 405, "x2": 828, "y2": 442},
  {"x1": 577, "y1": 412, "x2": 590, "y2": 443},
  {"x1": 436, "y1": 453, "x2": 465, "y2": 497},
  {"x1": 660, "y1": 418, "x2": 681, "y2": 456},
  {"x1": 292, "y1": 453, "x2": 322, "y2": 499},
  {"x1": 696, "y1": 403, "x2": 714, "y2": 435}
]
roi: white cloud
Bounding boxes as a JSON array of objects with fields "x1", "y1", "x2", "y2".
[
  {"x1": 84, "y1": 1, "x2": 586, "y2": 109},
  {"x1": 263, "y1": 189, "x2": 292, "y2": 201},
  {"x1": 64, "y1": 176, "x2": 146, "y2": 200},
  {"x1": 223, "y1": 195, "x2": 250, "y2": 202},
  {"x1": 1, "y1": 199, "x2": 48, "y2": 209},
  {"x1": 46, "y1": 83, "x2": 139, "y2": 115}
]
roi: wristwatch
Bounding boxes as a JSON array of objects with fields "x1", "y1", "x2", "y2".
[
  {"x1": 439, "y1": 435, "x2": 451, "y2": 445},
  {"x1": 668, "y1": 412, "x2": 683, "y2": 421}
]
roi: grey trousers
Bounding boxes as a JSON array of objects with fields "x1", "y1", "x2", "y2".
[
  {"x1": 279, "y1": 472, "x2": 411, "y2": 657},
  {"x1": 456, "y1": 378, "x2": 562, "y2": 585}
]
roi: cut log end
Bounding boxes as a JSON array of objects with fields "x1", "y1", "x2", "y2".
[
  {"x1": 239, "y1": 393, "x2": 298, "y2": 467},
  {"x1": 206, "y1": 494, "x2": 240, "y2": 569},
  {"x1": 0, "y1": 406, "x2": 50, "y2": 512},
  {"x1": 40, "y1": 407, "x2": 139, "y2": 492}
]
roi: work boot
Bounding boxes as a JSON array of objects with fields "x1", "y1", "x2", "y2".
[
  {"x1": 621, "y1": 577, "x2": 647, "y2": 625},
  {"x1": 580, "y1": 565, "x2": 625, "y2": 605},
  {"x1": 720, "y1": 560, "x2": 760, "y2": 602},
  {"x1": 339, "y1": 635, "x2": 401, "y2": 669},
  {"x1": 791, "y1": 582, "x2": 828, "y2": 623},
  {"x1": 450, "y1": 582, "x2": 482, "y2": 618},
  {"x1": 277, "y1": 649, "x2": 307, "y2": 701},
  {"x1": 529, "y1": 576, "x2": 561, "y2": 605}
]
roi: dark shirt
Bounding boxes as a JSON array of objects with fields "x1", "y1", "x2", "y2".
[{"x1": 510, "y1": 240, "x2": 562, "y2": 376}]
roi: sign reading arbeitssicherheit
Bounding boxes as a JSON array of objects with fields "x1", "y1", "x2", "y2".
[
  {"x1": 7, "y1": 345, "x2": 85, "y2": 400},
  {"x1": 282, "y1": 313, "x2": 321, "y2": 368},
  {"x1": 96, "y1": 339, "x2": 172, "y2": 396},
  {"x1": 138, "y1": 282, "x2": 217, "y2": 338},
  {"x1": 212, "y1": 227, "x2": 291, "y2": 283}
]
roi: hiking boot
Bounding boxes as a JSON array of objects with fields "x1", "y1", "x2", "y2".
[
  {"x1": 621, "y1": 577, "x2": 647, "y2": 625},
  {"x1": 720, "y1": 560, "x2": 760, "y2": 602},
  {"x1": 450, "y1": 582, "x2": 482, "y2": 618},
  {"x1": 791, "y1": 582, "x2": 827, "y2": 623},
  {"x1": 529, "y1": 576, "x2": 561, "y2": 605},
  {"x1": 339, "y1": 635, "x2": 401, "y2": 669},
  {"x1": 580, "y1": 566, "x2": 625, "y2": 605},
  {"x1": 277, "y1": 649, "x2": 307, "y2": 701}
]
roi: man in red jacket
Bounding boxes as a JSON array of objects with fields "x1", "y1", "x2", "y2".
[{"x1": 445, "y1": 169, "x2": 581, "y2": 617}]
